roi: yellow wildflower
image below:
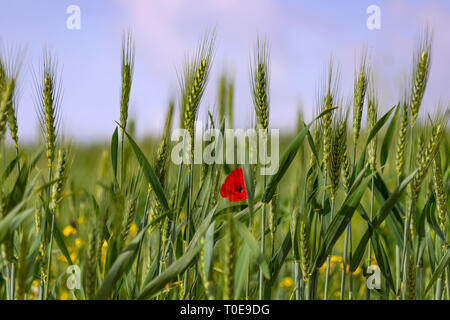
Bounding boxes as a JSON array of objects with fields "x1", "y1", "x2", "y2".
[
  {"x1": 280, "y1": 277, "x2": 293, "y2": 288},
  {"x1": 57, "y1": 252, "x2": 77, "y2": 263},
  {"x1": 63, "y1": 225, "x2": 77, "y2": 237},
  {"x1": 330, "y1": 255, "x2": 342, "y2": 263},
  {"x1": 74, "y1": 238, "x2": 82, "y2": 248}
]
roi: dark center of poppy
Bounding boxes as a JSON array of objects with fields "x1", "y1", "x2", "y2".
[{"x1": 238, "y1": 187, "x2": 243, "y2": 193}]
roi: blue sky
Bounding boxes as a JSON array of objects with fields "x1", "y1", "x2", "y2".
[{"x1": 0, "y1": 0, "x2": 449, "y2": 142}]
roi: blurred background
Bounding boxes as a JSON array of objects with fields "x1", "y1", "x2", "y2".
[{"x1": 0, "y1": 0, "x2": 449, "y2": 143}]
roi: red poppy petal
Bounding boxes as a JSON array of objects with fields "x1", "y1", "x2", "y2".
[
  {"x1": 220, "y1": 168, "x2": 247, "y2": 202},
  {"x1": 220, "y1": 182, "x2": 232, "y2": 198},
  {"x1": 228, "y1": 190, "x2": 247, "y2": 202}
]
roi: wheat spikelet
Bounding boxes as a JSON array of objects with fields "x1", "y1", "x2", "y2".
[
  {"x1": 119, "y1": 31, "x2": 134, "y2": 138},
  {"x1": 319, "y1": 60, "x2": 339, "y2": 169},
  {"x1": 34, "y1": 52, "x2": 62, "y2": 169},
  {"x1": 182, "y1": 32, "x2": 215, "y2": 155},
  {"x1": 0, "y1": 47, "x2": 23, "y2": 149},
  {"x1": 395, "y1": 101, "x2": 409, "y2": 176},
  {"x1": 6, "y1": 95, "x2": 19, "y2": 151},
  {"x1": 415, "y1": 134, "x2": 425, "y2": 168},
  {"x1": 433, "y1": 151, "x2": 446, "y2": 230},
  {"x1": 342, "y1": 148, "x2": 351, "y2": 192},
  {"x1": 50, "y1": 149, "x2": 67, "y2": 211},
  {"x1": 269, "y1": 192, "x2": 279, "y2": 248},
  {"x1": 329, "y1": 113, "x2": 347, "y2": 201},
  {"x1": 329, "y1": 111, "x2": 347, "y2": 200},
  {"x1": 367, "y1": 87, "x2": 378, "y2": 172},
  {"x1": 0, "y1": 78, "x2": 15, "y2": 141},
  {"x1": 412, "y1": 122, "x2": 445, "y2": 200},
  {"x1": 39, "y1": 240, "x2": 47, "y2": 292},
  {"x1": 410, "y1": 27, "x2": 432, "y2": 127},
  {"x1": 34, "y1": 207, "x2": 41, "y2": 236},
  {"x1": 353, "y1": 50, "x2": 368, "y2": 145},
  {"x1": 299, "y1": 220, "x2": 311, "y2": 280},
  {"x1": 251, "y1": 38, "x2": 270, "y2": 132}
]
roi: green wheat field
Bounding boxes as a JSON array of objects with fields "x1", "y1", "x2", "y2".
[{"x1": 0, "y1": 27, "x2": 449, "y2": 301}]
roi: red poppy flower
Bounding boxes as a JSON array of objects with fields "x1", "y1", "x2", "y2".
[{"x1": 220, "y1": 168, "x2": 247, "y2": 202}]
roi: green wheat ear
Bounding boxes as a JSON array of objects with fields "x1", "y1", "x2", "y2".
[
  {"x1": 433, "y1": 150, "x2": 446, "y2": 231},
  {"x1": 181, "y1": 31, "x2": 215, "y2": 155},
  {"x1": 0, "y1": 47, "x2": 24, "y2": 149},
  {"x1": 395, "y1": 99, "x2": 409, "y2": 177},
  {"x1": 329, "y1": 110, "x2": 347, "y2": 201},
  {"x1": 251, "y1": 37, "x2": 270, "y2": 132},
  {"x1": 35, "y1": 51, "x2": 62, "y2": 169},
  {"x1": 318, "y1": 58, "x2": 340, "y2": 169},
  {"x1": 367, "y1": 85, "x2": 379, "y2": 172},
  {"x1": 410, "y1": 26, "x2": 432, "y2": 127},
  {"x1": 50, "y1": 148, "x2": 67, "y2": 210},
  {"x1": 0, "y1": 77, "x2": 15, "y2": 142},
  {"x1": 353, "y1": 48, "x2": 368, "y2": 145},
  {"x1": 269, "y1": 192, "x2": 279, "y2": 245},
  {"x1": 341, "y1": 148, "x2": 351, "y2": 192},
  {"x1": 120, "y1": 31, "x2": 135, "y2": 138},
  {"x1": 412, "y1": 117, "x2": 446, "y2": 201},
  {"x1": 299, "y1": 219, "x2": 311, "y2": 280}
]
